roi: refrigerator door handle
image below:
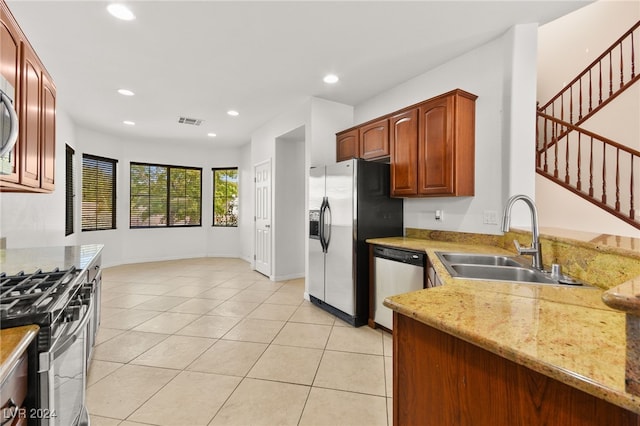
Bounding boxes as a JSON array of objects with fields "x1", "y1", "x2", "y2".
[
  {"x1": 324, "y1": 200, "x2": 332, "y2": 251},
  {"x1": 319, "y1": 197, "x2": 328, "y2": 253}
]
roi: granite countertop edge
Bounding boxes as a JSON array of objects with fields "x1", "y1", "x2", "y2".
[
  {"x1": 0, "y1": 325, "x2": 39, "y2": 384},
  {"x1": 368, "y1": 236, "x2": 640, "y2": 414}
]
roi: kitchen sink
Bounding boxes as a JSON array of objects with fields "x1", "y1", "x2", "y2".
[
  {"x1": 438, "y1": 252, "x2": 523, "y2": 267},
  {"x1": 449, "y1": 264, "x2": 557, "y2": 284},
  {"x1": 435, "y1": 252, "x2": 590, "y2": 286}
]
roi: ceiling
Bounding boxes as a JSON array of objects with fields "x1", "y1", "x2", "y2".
[{"x1": 6, "y1": 1, "x2": 591, "y2": 148}]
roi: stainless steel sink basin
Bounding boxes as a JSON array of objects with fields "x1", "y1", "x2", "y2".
[
  {"x1": 435, "y1": 251, "x2": 590, "y2": 286},
  {"x1": 449, "y1": 264, "x2": 557, "y2": 284},
  {"x1": 439, "y1": 252, "x2": 522, "y2": 267}
]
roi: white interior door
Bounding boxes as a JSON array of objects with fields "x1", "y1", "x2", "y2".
[{"x1": 254, "y1": 160, "x2": 272, "y2": 277}]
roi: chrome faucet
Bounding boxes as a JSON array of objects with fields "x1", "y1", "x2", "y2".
[{"x1": 501, "y1": 194, "x2": 543, "y2": 270}]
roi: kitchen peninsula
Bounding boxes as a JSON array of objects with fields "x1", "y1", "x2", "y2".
[{"x1": 371, "y1": 228, "x2": 640, "y2": 425}]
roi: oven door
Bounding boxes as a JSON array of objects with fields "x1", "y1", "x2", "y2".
[{"x1": 38, "y1": 294, "x2": 93, "y2": 426}]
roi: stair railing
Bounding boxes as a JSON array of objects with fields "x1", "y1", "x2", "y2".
[
  {"x1": 537, "y1": 112, "x2": 639, "y2": 229},
  {"x1": 537, "y1": 20, "x2": 639, "y2": 139}
]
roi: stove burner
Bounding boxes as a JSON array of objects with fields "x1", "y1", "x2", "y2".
[{"x1": 0, "y1": 267, "x2": 79, "y2": 320}]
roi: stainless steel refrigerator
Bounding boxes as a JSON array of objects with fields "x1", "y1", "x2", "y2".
[{"x1": 308, "y1": 159, "x2": 403, "y2": 326}]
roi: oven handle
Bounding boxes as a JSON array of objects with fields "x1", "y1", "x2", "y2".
[{"x1": 48, "y1": 296, "x2": 94, "y2": 361}]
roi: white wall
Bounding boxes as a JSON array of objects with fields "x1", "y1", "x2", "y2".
[
  {"x1": 249, "y1": 97, "x2": 353, "y2": 281},
  {"x1": 536, "y1": 0, "x2": 640, "y2": 237},
  {"x1": 0, "y1": 108, "x2": 77, "y2": 248},
  {"x1": 75, "y1": 127, "x2": 245, "y2": 267},
  {"x1": 238, "y1": 143, "x2": 253, "y2": 263},
  {"x1": 274, "y1": 132, "x2": 305, "y2": 280},
  {"x1": 354, "y1": 24, "x2": 539, "y2": 233}
]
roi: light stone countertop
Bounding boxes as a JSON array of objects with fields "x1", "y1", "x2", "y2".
[
  {"x1": 0, "y1": 244, "x2": 103, "y2": 275},
  {"x1": 369, "y1": 236, "x2": 640, "y2": 415},
  {"x1": 0, "y1": 325, "x2": 39, "y2": 385}
]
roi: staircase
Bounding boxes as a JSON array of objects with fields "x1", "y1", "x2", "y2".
[{"x1": 536, "y1": 20, "x2": 640, "y2": 230}]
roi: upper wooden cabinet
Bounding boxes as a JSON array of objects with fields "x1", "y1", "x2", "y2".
[
  {"x1": 389, "y1": 109, "x2": 418, "y2": 196},
  {"x1": 336, "y1": 89, "x2": 477, "y2": 196},
  {"x1": 336, "y1": 128, "x2": 359, "y2": 162},
  {"x1": 0, "y1": 3, "x2": 20, "y2": 184},
  {"x1": 0, "y1": 0, "x2": 56, "y2": 193},
  {"x1": 359, "y1": 118, "x2": 389, "y2": 160},
  {"x1": 392, "y1": 89, "x2": 477, "y2": 197}
]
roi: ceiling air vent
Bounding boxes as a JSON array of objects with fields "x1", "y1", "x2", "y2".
[{"x1": 178, "y1": 117, "x2": 203, "y2": 126}]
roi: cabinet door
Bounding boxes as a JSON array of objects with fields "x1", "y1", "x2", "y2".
[
  {"x1": 19, "y1": 47, "x2": 42, "y2": 188},
  {"x1": 390, "y1": 109, "x2": 418, "y2": 196},
  {"x1": 0, "y1": 7, "x2": 21, "y2": 183},
  {"x1": 40, "y1": 72, "x2": 55, "y2": 190},
  {"x1": 418, "y1": 96, "x2": 453, "y2": 195},
  {"x1": 336, "y1": 128, "x2": 359, "y2": 162},
  {"x1": 359, "y1": 118, "x2": 389, "y2": 160}
]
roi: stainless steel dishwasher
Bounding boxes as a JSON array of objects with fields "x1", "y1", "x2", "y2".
[{"x1": 373, "y1": 246, "x2": 425, "y2": 330}]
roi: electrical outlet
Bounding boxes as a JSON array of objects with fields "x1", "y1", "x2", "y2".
[
  {"x1": 435, "y1": 210, "x2": 443, "y2": 221},
  {"x1": 483, "y1": 210, "x2": 499, "y2": 225}
]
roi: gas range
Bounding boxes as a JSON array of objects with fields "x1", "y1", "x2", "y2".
[{"x1": 0, "y1": 246, "x2": 102, "y2": 426}]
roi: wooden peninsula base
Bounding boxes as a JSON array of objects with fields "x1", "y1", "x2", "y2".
[{"x1": 393, "y1": 312, "x2": 640, "y2": 426}]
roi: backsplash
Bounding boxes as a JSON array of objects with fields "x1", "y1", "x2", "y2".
[{"x1": 405, "y1": 227, "x2": 640, "y2": 289}]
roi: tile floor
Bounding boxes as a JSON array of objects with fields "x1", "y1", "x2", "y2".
[{"x1": 88, "y1": 257, "x2": 392, "y2": 426}]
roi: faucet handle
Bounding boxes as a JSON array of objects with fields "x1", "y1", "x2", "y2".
[{"x1": 513, "y1": 239, "x2": 536, "y2": 255}]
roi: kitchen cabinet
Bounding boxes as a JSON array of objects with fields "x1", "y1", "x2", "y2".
[
  {"x1": 0, "y1": 0, "x2": 56, "y2": 193},
  {"x1": 391, "y1": 89, "x2": 477, "y2": 197},
  {"x1": 359, "y1": 118, "x2": 389, "y2": 160},
  {"x1": 336, "y1": 128, "x2": 359, "y2": 162},
  {"x1": 0, "y1": 325, "x2": 38, "y2": 426},
  {"x1": 0, "y1": 2, "x2": 20, "y2": 184},
  {"x1": 393, "y1": 312, "x2": 639, "y2": 426},
  {"x1": 389, "y1": 109, "x2": 418, "y2": 196},
  {"x1": 336, "y1": 89, "x2": 476, "y2": 196}
]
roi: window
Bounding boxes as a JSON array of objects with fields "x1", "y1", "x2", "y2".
[
  {"x1": 213, "y1": 168, "x2": 238, "y2": 227},
  {"x1": 82, "y1": 154, "x2": 117, "y2": 231},
  {"x1": 65, "y1": 145, "x2": 75, "y2": 236},
  {"x1": 130, "y1": 163, "x2": 202, "y2": 228}
]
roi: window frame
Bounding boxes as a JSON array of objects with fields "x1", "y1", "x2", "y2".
[
  {"x1": 212, "y1": 167, "x2": 239, "y2": 227},
  {"x1": 81, "y1": 153, "x2": 118, "y2": 232},
  {"x1": 65, "y1": 145, "x2": 75, "y2": 236},
  {"x1": 130, "y1": 162, "x2": 203, "y2": 229}
]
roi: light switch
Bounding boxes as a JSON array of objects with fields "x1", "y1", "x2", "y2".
[{"x1": 483, "y1": 210, "x2": 499, "y2": 225}]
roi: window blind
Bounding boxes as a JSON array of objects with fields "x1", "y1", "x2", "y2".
[
  {"x1": 82, "y1": 154, "x2": 117, "y2": 231},
  {"x1": 65, "y1": 145, "x2": 75, "y2": 236}
]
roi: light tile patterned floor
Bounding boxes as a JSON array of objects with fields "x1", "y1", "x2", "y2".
[{"x1": 88, "y1": 258, "x2": 392, "y2": 426}]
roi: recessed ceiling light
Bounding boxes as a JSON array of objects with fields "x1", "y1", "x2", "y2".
[
  {"x1": 323, "y1": 74, "x2": 339, "y2": 84},
  {"x1": 123, "y1": 120, "x2": 135, "y2": 126},
  {"x1": 107, "y1": 4, "x2": 136, "y2": 21},
  {"x1": 227, "y1": 110, "x2": 239, "y2": 117},
  {"x1": 118, "y1": 88, "x2": 135, "y2": 96},
  {"x1": 207, "y1": 133, "x2": 217, "y2": 137}
]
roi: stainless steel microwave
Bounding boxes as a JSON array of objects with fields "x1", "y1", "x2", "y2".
[{"x1": 1, "y1": 74, "x2": 19, "y2": 175}]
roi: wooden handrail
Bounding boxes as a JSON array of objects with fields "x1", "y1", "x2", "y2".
[
  {"x1": 536, "y1": 113, "x2": 639, "y2": 229},
  {"x1": 537, "y1": 112, "x2": 640, "y2": 157},
  {"x1": 539, "y1": 20, "x2": 639, "y2": 114}
]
